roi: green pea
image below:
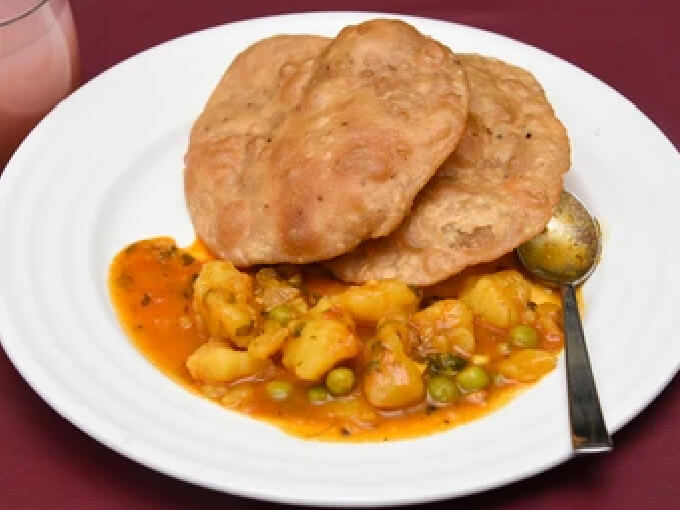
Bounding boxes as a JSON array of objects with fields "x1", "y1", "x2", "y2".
[
  {"x1": 307, "y1": 386, "x2": 329, "y2": 403},
  {"x1": 266, "y1": 380, "x2": 293, "y2": 401},
  {"x1": 325, "y1": 367, "x2": 355, "y2": 396},
  {"x1": 509, "y1": 324, "x2": 538, "y2": 348},
  {"x1": 268, "y1": 304, "x2": 294, "y2": 325},
  {"x1": 427, "y1": 375, "x2": 460, "y2": 403},
  {"x1": 456, "y1": 366, "x2": 490, "y2": 392}
]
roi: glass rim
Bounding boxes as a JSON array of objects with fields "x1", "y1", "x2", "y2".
[{"x1": 0, "y1": 0, "x2": 51, "y2": 28}]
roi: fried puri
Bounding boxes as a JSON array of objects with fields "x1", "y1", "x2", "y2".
[
  {"x1": 326, "y1": 54, "x2": 570, "y2": 285},
  {"x1": 185, "y1": 20, "x2": 470, "y2": 265}
]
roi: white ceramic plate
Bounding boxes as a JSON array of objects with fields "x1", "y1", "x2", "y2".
[{"x1": 0, "y1": 11, "x2": 679, "y2": 507}]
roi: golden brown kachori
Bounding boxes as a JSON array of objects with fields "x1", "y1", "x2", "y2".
[
  {"x1": 326, "y1": 54, "x2": 570, "y2": 285},
  {"x1": 185, "y1": 20, "x2": 470, "y2": 265}
]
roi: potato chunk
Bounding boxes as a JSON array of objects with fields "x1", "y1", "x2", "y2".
[
  {"x1": 459, "y1": 270, "x2": 531, "y2": 328},
  {"x1": 363, "y1": 320, "x2": 424, "y2": 409},
  {"x1": 282, "y1": 309, "x2": 359, "y2": 381},
  {"x1": 410, "y1": 299, "x2": 475, "y2": 357},
  {"x1": 336, "y1": 279, "x2": 419, "y2": 323},
  {"x1": 323, "y1": 398, "x2": 379, "y2": 426},
  {"x1": 187, "y1": 341, "x2": 270, "y2": 384},
  {"x1": 495, "y1": 349, "x2": 556, "y2": 382},
  {"x1": 193, "y1": 261, "x2": 258, "y2": 347},
  {"x1": 247, "y1": 320, "x2": 290, "y2": 360}
]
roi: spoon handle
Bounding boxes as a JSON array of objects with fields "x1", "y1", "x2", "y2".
[{"x1": 561, "y1": 283, "x2": 612, "y2": 453}]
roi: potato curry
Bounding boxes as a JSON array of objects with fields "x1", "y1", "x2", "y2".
[{"x1": 109, "y1": 237, "x2": 565, "y2": 441}]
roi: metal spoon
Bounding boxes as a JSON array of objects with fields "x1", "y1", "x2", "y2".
[{"x1": 517, "y1": 190, "x2": 612, "y2": 453}]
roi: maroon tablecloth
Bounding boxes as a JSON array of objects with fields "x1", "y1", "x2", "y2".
[{"x1": 2, "y1": 1, "x2": 679, "y2": 508}]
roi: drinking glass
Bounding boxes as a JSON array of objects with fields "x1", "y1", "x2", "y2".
[{"x1": 0, "y1": 0, "x2": 80, "y2": 169}]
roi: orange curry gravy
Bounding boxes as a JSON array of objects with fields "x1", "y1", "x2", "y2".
[{"x1": 109, "y1": 237, "x2": 565, "y2": 442}]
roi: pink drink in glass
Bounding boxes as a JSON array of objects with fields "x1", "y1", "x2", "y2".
[{"x1": 0, "y1": 0, "x2": 80, "y2": 168}]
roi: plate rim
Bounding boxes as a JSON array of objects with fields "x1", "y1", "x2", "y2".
[{"x1": 0, "y1": 10, "x2": 679, "y2": 507}]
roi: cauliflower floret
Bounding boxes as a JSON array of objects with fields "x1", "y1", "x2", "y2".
[
  {"x1": 254, "y1": 267, "x2": 302, "y2": 311},
  {"x1": 281, "y1": 302, "x2": 359, "y2": 381},
  {"x1": 362, "y1": 320, "x2": 424, "y2": 409},
  {"x1": 459, "y1": 270, "x2": 531, "y2": 328},
  {"x1": 193, "y1": 261, "x2": 258, "y2": 347},
  {"x1": 335, "y1": 279, "x2": 419, "y2": 323},
  {"x1": 187, "y1": 340, "x2": 270, "y2": 383},
  {"x1": 410, "y1": 299, "x2": 475, "y2": 358}
]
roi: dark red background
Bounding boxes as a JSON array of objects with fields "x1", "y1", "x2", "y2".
[{"x1": 2, "y1": 1, "x2": 679, "y2": 509}]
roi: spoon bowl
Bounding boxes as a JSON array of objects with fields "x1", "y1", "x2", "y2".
[
  {"x1": 517, "y1": 191, "x2": 601, "y2": 287},
  {"x1": 517, "y1": 190, "x2": 612, "y2": 454}
]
